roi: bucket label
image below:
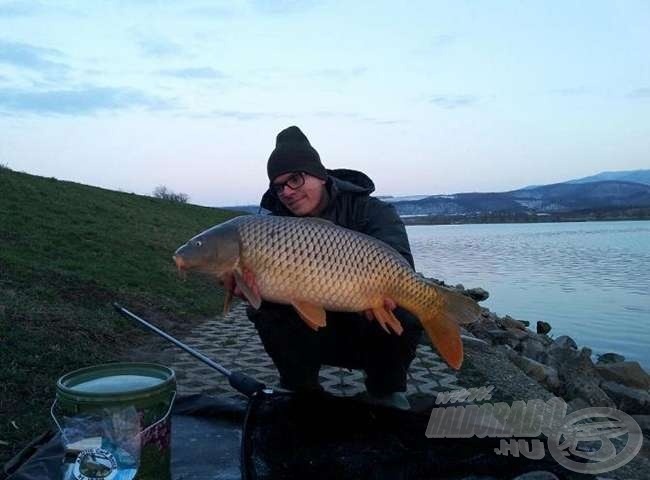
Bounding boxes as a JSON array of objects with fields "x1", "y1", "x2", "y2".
[{"x1": 72, "y1": 448, "x2": 118, "y2": 480}]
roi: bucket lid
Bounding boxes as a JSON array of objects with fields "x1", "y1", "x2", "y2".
[{"x1": 57, "y1": 362, "x2": 175, "y2": 404}]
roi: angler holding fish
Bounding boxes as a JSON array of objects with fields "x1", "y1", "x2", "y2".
[{"x1": 174, "y1": 126, "x2": 480, "y2": 410}]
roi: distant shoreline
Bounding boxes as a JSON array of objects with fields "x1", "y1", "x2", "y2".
[{"x1": 402, "y1": 208, "x2": 650, "y2": 226}]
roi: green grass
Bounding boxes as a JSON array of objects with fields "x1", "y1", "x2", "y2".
[{"x1": 0, "y1": 168, "x2": 241, "y2": 464}]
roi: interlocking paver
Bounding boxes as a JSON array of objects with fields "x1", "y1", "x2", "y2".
[{"x1": 162, "y1": 303, "x2": 460, "y2": 402}]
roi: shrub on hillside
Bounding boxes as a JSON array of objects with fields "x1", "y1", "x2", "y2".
[{"x1": 152, "y1": 185, "x2": 189, "y2": 203}]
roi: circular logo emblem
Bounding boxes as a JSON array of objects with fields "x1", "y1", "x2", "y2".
[
  {"x1": 547, "y1": 407, "x2": 643, "y2": 474},
  {"x1": 72, "y1": 448, "x2": 118, "y2": 480}
]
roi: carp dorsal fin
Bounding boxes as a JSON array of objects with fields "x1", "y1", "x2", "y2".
[
  {"x1": 372, "y1": 307, "x2": 404, "y2": 335},
  {"x1": 291, "y1": 301, "x2": 327, "y2": 331},
  {"x1": 234, "y1": 268, "x2": 262, "y2": 310}
]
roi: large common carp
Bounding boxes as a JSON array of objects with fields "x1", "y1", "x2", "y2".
[{"x1": 173, "y1": 215, "x2": 480, "y2": 370}]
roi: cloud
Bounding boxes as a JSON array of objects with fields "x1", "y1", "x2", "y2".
[
  {"x1": 412, "y1": 34, "x2": 456, "y2": 55},
  {"x1": 206, "y1": 109, "x2": 400, "y2": 124},
  {"x1": 183, "y1": 5, "x2": 237, "y2": 17},
  {"x1": 0, "y1": 86, "x2": 171, "y2": 115},
  {"x1": 430, "y1": 34, "x2": 455, "y2": 47},
  {"x1": 306, "y1": 67, "x2": 367, "y2": 82},
  {"x1": 249, "y1": 0, "x2": 317, "y2": 14},
  {"x1": 312, "y1": 111, "x2": 400, "y2": 125},
  {"x1": 0, "y1": 1, "x2": 37, "y2": 16},
  {"x1": 627, "y1": 88, "x2": 650, "y2": 99},
  {"x1": 550, "y1": 87, "x2": 587, "y2": 96},
  {"x1": 0, "y1": 1, "x2": 81, "y2": 17},
  {"x1": 210, "y1": 110, "x2": 289, "y2": 121},
  {"x1": 134, "y1": 35, "x2": 184, "y2": 57},
  {"x1": 0, "y1": 39, "x2": 69, "y2": 76},
  {"x1": 159, "y1": 67, "x2": 225, "y2": 79},
  {"x1": 240, "y1": 66, "x2": 366, "y2": 89},
  {"x1": 312, "y1": 111, "x2": 367, "y2": 120},
  {"x1": 429, "y1": 94, "x2": 479, "y2": 109}
]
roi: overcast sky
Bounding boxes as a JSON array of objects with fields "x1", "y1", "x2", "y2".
[{"x1": 1, "y1": 0, "x2": 649, "y2": 206}]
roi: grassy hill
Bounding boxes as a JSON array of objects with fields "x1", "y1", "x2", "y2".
[{"x1": 0, "y1": 167, "x2": 240, "y2": 464}]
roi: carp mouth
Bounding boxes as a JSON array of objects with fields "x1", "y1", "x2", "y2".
[
  {"x1": 172, "y1": 254, "x2": 188, "y2": 280},
  {"x1": 172, "y1": 254, "x2": 220, "y2": 280}
]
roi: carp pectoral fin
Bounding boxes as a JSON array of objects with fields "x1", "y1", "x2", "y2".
[
  {"x1": 291, "y1": 301, "x2": 327, "y2": 331},
  {"x1": 372, "y1": 308, "x2": 404, "y2": 335},
  {"x1": 234, "y1": 270, "x2": 262, "y2": 309},
  {"x1": 222, "y1": 289, "x2": 233, "y2": 316}
]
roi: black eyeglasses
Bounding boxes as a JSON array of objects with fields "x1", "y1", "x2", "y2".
[{"x1": 270, "y1": 172, "x2": 305, "y2": 195}]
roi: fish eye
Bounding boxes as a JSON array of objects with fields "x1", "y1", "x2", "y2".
[{"x1": 195, "y1": 240, "x2": 203, "y2": 247}]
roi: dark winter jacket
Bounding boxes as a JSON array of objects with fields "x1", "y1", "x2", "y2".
[{"x1": 260, "y1": 168, "x2": 414, "y2": 268}]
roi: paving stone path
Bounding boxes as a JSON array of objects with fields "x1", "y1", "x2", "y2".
[{"x1": 162, "y1": 303, "x2": 462, "y2": 402}]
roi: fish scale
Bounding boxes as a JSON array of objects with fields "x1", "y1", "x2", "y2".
[
  {"x1": 173, "y1": 214, "x2": 481, "y2": 370},
  {"x1": 236, "y1": 215, "x2": 415, "y2": 311}
]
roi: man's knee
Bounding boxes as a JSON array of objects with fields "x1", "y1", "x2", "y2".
[
  {"x1": 246, "y1": 302, "x2": 305, "y2": 340},
  {"x1": 246, "y1": 302, "x2": 322, "y2": 390}
]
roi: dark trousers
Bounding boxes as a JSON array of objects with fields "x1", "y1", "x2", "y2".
[{"x1": 247, "y1": 302, "x2": 423, "y2": 395}]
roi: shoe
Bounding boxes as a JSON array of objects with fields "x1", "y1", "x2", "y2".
[{"x1": 357, "y1": 391, "x2": 411, "y2": 411}]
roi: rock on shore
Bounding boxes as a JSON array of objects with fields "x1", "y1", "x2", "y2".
[
  {"x1": 428, "y1": 280, "x2": 650, "y2": 480},
  {"x1": 432, "y1": 279, "x2": 650, "y2": 416}
]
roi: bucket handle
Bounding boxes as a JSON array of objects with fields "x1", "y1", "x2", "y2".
[
  {"x1": 50, "y1": 399, "x2": 64, "y2": 435},
  {"x1": 137, "y1": 391, "x2": 176, "y2": 439},
  {"x1": 50, "y1": 391, "x2": 177, "y2": 441}
]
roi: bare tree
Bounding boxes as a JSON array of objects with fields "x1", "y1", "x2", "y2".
[{"x1": 152, "y1": 185, "x2": 189, "y2": 203}]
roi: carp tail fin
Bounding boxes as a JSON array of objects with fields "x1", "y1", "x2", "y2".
[
  {"x1": 416, "y1": 286, "x2": 481, "y2": 370},
  {"x1": 437, "y1": 286, "x2": 482, "y2": 326},
  {"x1": 419, "y1": 309, "x2": 464, "y2": 371}
]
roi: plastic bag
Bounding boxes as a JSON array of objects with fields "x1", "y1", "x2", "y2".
[{"x1": 53, "y1": 404, "x2": 142, "y2": 480}]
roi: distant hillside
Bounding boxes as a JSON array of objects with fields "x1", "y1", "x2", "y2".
[
  {"x1": 221, "y1": 170, "x2": 650, "y2": 218},
  {"x1": 0, "y1": 167, "x2": 238, "y2": 463},
  {"x1": 381, "y1": 195, "x2": 430, "y2": 203},
  {"x1": 222, "y1": 204, "x2": 267, "y2": 215},
  {"x1": 393, "y1": 180, "x2": 650, "y2": 217},
  {"x1": 567, "y1": 169, "x2": 650, "y2": 186}
]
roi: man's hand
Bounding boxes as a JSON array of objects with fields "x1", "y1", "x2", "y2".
[{"x1": 363, "y1": 297, "x2": 397, "y2": 321}]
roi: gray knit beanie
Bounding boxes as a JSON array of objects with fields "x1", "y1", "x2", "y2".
[{"x1": 267, "y1": 126, "x2": 327, "y2": 182}]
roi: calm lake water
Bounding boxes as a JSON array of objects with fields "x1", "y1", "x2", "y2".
[{"x1": 407, "y1": 220, "x2": 650, "y2": 369}]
